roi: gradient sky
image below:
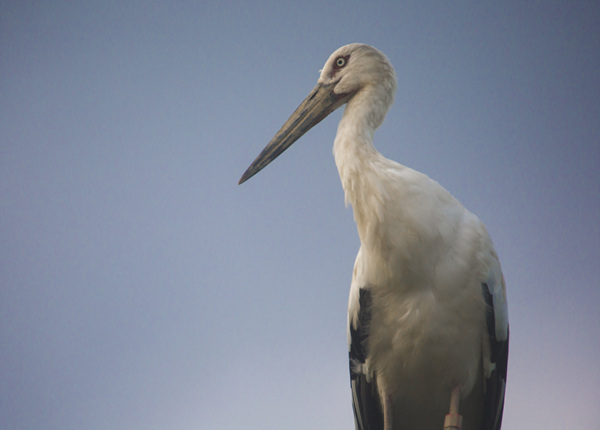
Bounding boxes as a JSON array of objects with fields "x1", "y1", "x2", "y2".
[{"x1": 2, "y1": 1, "x2": 599, "y2": 429}]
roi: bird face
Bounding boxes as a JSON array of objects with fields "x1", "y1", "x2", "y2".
[{"x1": 318, "y1": 43, "x2": 396, "y2": 103}]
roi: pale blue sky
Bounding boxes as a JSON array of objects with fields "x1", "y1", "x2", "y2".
[{"x1": 1, "y1": 1, "x2": 599, "y2": 429}]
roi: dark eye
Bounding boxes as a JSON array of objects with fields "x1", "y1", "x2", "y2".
[{"x1": 335, "y1": 56, "x2": 347, "y2": 68}]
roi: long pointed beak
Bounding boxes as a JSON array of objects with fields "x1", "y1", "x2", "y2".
[{"x1": 239, "y1": 81, "x2": 349, "y2": 184}]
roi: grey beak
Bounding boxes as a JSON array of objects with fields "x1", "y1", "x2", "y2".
[{"x1": 239, "y1": 81, "x2": 349, "y2": 184}]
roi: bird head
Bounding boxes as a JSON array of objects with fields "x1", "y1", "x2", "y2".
[{"x1": 239, "y1": 43, "x2": 396, "y2": 185}]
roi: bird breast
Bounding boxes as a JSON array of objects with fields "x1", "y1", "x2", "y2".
[{"x1": 349, "y1": 164, "x2": 490, "y2": 398}]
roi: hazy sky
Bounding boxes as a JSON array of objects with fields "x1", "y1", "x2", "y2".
[{"x1": 2, "y1": 1, "x2": 599, "y2": 429}]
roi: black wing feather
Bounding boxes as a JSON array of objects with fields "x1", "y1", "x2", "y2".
[
  {"x1": 481, "y1": 283, "x2": 509, "y2": 430},
  {"x1": 349, "y1": 288, "x2": 384, "y2": 430}
]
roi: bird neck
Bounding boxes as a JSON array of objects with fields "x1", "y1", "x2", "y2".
[
  {"x1": 333, "y1": 98, "x2": 391, "y2": 249},
  {"x1": 333, "y1": 86, "x2": 389, "y2": 186}
]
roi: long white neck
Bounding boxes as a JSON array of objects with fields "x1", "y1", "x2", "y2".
[{"x1": 333, "y1": 87, "x2": 396, "y2": 249}]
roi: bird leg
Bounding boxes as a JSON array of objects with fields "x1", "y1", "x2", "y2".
[
  {"x1": 443, "y1": 386, "x2": 463, "y2": 430},
  {"x1": 382, "y1": 393, "x2": 393, "y2": 430}
]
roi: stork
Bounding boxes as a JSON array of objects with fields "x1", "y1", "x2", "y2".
[{"x1": 239, "y1": 43, "x2": 508, "y2": 430}]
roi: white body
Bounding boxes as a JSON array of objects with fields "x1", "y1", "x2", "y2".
[{"x1": 343, "y1": 149, "x2": 504, "y2": 428}]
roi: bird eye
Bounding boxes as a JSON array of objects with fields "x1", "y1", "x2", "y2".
[{"x1": 335, "y1": 56, "x2": 347, "y2": 68}]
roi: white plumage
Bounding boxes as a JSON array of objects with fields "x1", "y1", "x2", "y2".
[{"x1": 240, "y1": 43, "x2": 508, "y2": 430}]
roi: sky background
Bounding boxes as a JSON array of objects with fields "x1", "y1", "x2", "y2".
[{"x1": 1, "y1": 1, "x2": 599, "y2": 429}]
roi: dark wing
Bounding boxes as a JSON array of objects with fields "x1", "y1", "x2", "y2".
[
  {"x1": 349, "y1": 288, "x2": 384, "y2": 430},
  {"x1": 481, "y1": 282, "x2": 509, "y2": 430}
]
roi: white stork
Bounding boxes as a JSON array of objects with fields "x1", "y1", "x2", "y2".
[{"x1": 239, "y1": 43, "x2": 508, "y2": 430}]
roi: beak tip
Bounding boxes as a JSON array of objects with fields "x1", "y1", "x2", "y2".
[{"x1": 238, "y1": 168, "x2": 254, "y2": 185}]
